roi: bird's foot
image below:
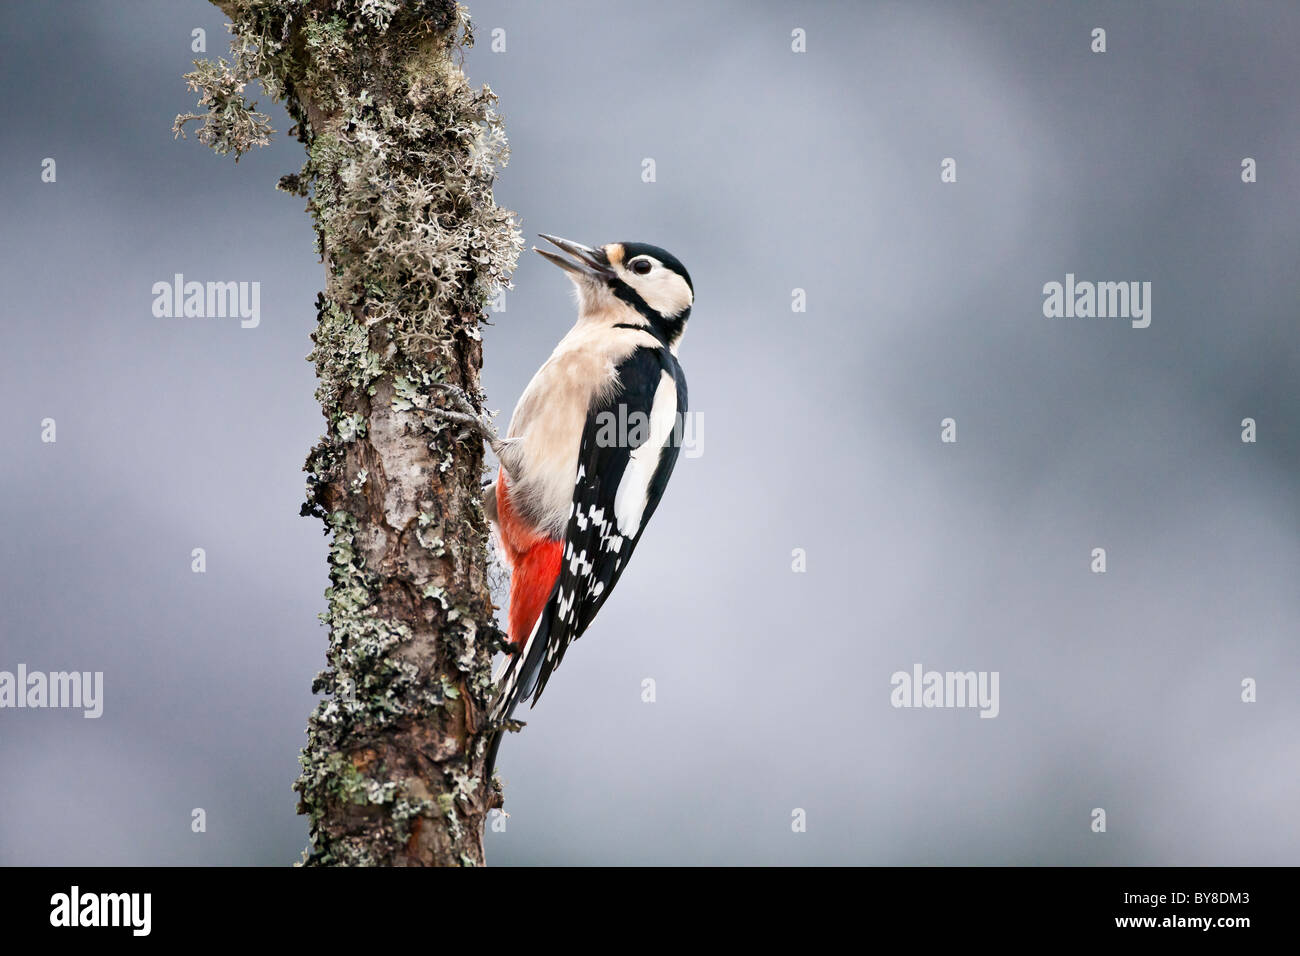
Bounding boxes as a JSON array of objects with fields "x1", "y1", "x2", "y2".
[
  {"x1": 429, "y1": 383, "x2": 501, "y2": 448},
  {"x1": 491, "y1": 716, "x2": 527, "y2": 735}
]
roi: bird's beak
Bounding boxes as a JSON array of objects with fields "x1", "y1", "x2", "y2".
[{"x1": 535, "y1": 234, "x2": 614, "y2": 280}]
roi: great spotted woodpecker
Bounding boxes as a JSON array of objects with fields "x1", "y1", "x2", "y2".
[{"x1": 437, "y1": 235, "x2": 692, "y2": 778}]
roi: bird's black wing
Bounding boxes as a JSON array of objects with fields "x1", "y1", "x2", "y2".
[{"x1": 507, "y1": 344, "x2": 687, "y2": 715}]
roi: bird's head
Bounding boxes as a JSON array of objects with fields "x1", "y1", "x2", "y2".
[{"x1": 535, "y1": 234, "x2": 693, "y2": 337}]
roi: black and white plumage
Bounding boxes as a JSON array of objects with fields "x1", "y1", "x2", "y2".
[
  {"x1": 481, "y1": 236, "x2": 693, "y2": 777},
  {"x1": 513, "y1": 344, "x2": 687, "y2": 710}
]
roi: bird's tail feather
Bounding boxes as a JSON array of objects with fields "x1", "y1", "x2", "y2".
[{"x1": 484, "y1": 578, "x2": 560, "y2": 783}]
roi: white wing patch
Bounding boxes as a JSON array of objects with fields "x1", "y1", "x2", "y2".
[{"x1": 614, "y1": 370, "x2": 677, "y2": 537}]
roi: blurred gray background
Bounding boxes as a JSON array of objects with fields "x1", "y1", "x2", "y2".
[{"x1": 1, "y1": 0, "x2": 1297, "y2": 865}]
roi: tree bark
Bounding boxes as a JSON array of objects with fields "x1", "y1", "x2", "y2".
[{"x1": 177, "y1": 0, "x2": 519, "y2": 866}]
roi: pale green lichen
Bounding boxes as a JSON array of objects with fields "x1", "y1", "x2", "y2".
[
  {"x1": 309, "y1": 300, "x2": 383, "y2": 409},
  {"x1": 436, "y1": 791, "x2": 463, "y2": 841},
  {"x1": 311, "y1": 510, "x2": 426, "y2": 727},
  {"x1": 416, "y1": 510, "x2": 446, "y2": 554},
  {"x1": 172, "y1": 57, "x2": 274, "y2": 159},
  {"x1": 391, "y1": 795, "x2": 439, "y2": 840},
  {"x1": 391, "y1": 374, "x2": 424, "y2": 411},
  {"x1": 336, "y1": 412, "x2": 367, "y2": 442}
]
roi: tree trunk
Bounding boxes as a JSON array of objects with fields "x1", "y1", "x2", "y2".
[{"x1": 176, "y1": 0, "x2": 520, "y2": 866}]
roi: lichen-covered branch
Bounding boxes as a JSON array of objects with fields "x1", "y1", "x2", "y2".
[
  {"x1": 178, "y1": 0, "x2": 521, "y2": 865},
  {"x1": 172, "y1": 57, "x2": 274, "y2": 159}
]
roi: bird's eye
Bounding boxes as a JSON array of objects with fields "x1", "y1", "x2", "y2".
[{"x1": 630, "y1": 258, "x2": 653, "y2": 276}]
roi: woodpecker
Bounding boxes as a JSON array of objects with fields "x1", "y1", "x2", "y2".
[{"x1": 438, "y1": 235, "x2": 692, "y2": 778}]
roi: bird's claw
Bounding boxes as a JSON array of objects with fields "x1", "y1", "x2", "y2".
[
  {"x1": 429, "y1": 383, "x2": 500, "y2": 445},
  {"x1": 492, "y1": 716, "x2": 526, "y2": 735}
]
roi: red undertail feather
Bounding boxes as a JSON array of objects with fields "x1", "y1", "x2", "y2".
[{"x1": 495, "y1": 468, "x2": 562, "y2": 650}]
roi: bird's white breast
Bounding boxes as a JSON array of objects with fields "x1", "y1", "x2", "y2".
[{"x1": 504, "y1": 314, "x2": 660, "y2": 537}]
